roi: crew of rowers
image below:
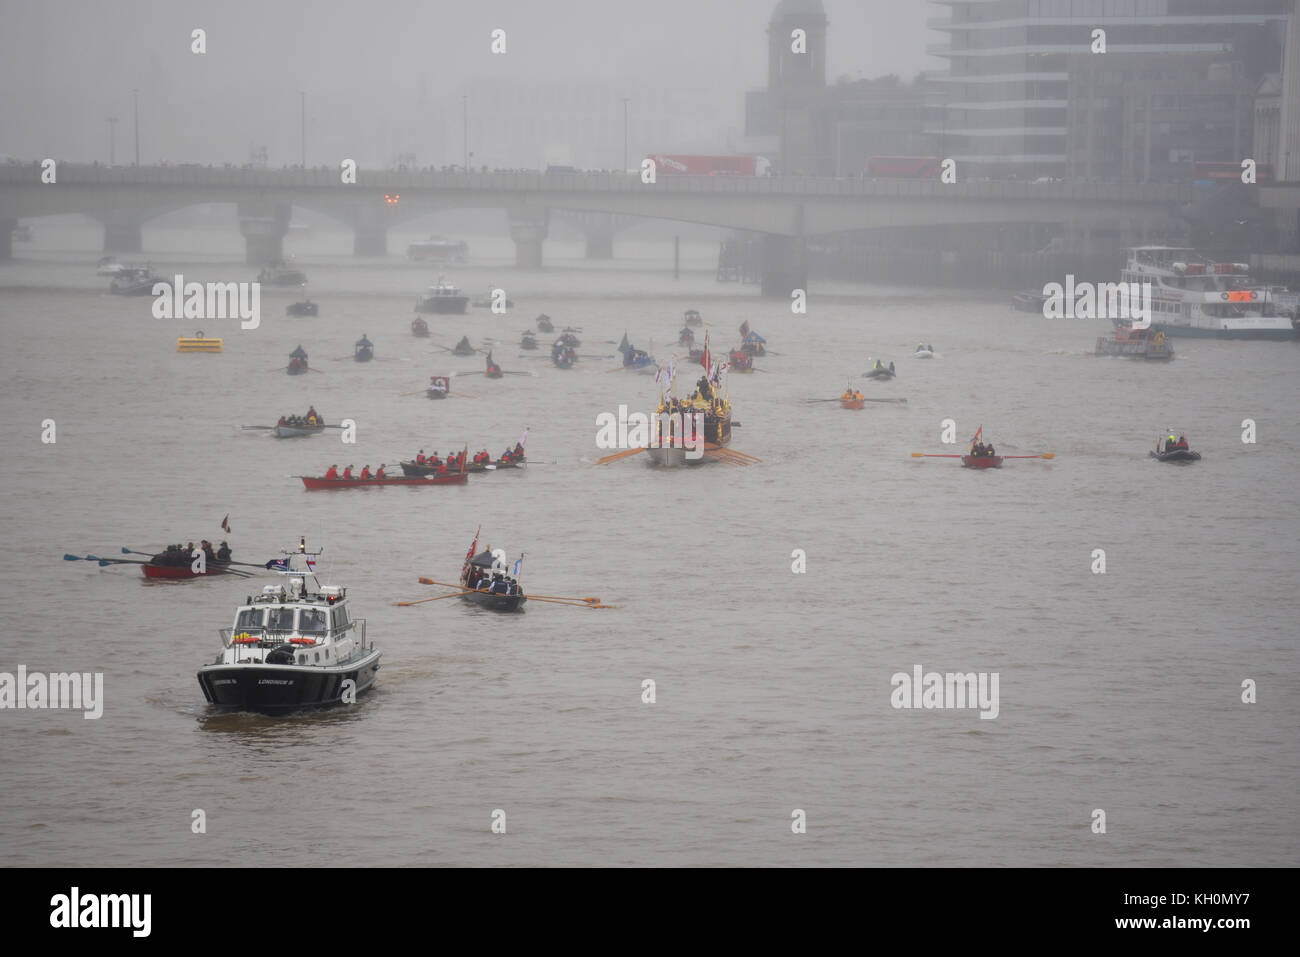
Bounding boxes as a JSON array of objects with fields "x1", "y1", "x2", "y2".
[
  {"x1": 623, "y1": 345, "x2": 650, "y2": 366},
  {"x1": 414, "y1": 449, "x2": 467, "y2": 472},
  {"x1": 1163, "y1": 434, "x2": 1190, "y2": 453},
  {"x1": 151, "y1": 540, "x2": 232, "y2": 565},
  {"x1": 970, "y1": 441, "x2": 998, "y2": 458},
  {"x1": 841, "y1": 388, "x2": 864, "y2": 401},
  {"x1": 278, "y1": 406, "x2": 320, "y2": 428},
  {"x1": 323, "y1": 464, "x2": 387, "y2": 479},
  {"x1": 463, "y1": 568, "x2": 522, "y2": 596},
  {"x1": 915, "y1": 343, "x2": 934, "y2": 353},
  {"x1": 552, "y1": 342, "x2": 577, "y2": 364},
  {"x1": 872, "y1": 360, "x2": 896, "y2": 374}
]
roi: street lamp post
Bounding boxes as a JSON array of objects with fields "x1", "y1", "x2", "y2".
[
  {"x1": 622, "y1": 97, "x2": 629, "y2": 173},
  {"x1": 108, "y1": 117, "x2": 118, "y2": 166},
  {"x1": 462, "y1": 95, "x2": 468, "y2": 172},
  {"x1": 300, "y1": 91, "x2": 306, "y2": 168},
  {"x1": 132, "y1": 89, "x2": 140, "y2": 165}
]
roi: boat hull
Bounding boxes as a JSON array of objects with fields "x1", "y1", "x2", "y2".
[
  {"x1": 400, "y1": 459, "x2": 521, "y2": 476},
  {"x1": 864, "y1": 369, "x2": 895, "y2": 380},
  {"x1": 411, "y1": 320, "x2": 429, "y2": 337},
  {"x1": 460, "y1": 590, "x2": 527, "y2": 612},
  {"x1": 142, "y1": 562, "x2": 234, "y2": 580},
  {"x1": 912, "y1": 350, "x2": 934, "y2": 359},
  {"x1": 301, "y1": 473, "x2": 468, "y2": 489},
  {"x1": 643, "y1": 446, "x2": 707, "y2": 467},
  {"x1": 1149, "y1": 449, "x2": 1201, "y2": 462},
  {"x1": 1095, "y1": 337, "x2": 1174, "y2": 360},
  {"x1": 416, "y1": 297, "x2": 469, "y2": 314},
  {"x1": 840, "y1": 398, "x2": 865, "y2": 410},
  {"x1": 961, "y1": 455, "x2": 1003, "y2": 469},
  {"x1": 287, "y1": 359, "x2": 309, "y2": 375},
  {"x1": 197, "y1": 651, "x2": 381, "y2": 713},
  {"x1": 355, "y1": 349, "x2": 373, "y2": 362},
  {"x1": 1150, "y1": 322, "x2": 1296, "y2": 341},
  {"x1": 426, "y1": 388, "x2": 448, "y2": 399},
  {"x1": 286, "y1": 303, "x2": 318, "y2": 316},
  {"x1": 274, "y1": 424, "x2": 325, "y2": 438}
]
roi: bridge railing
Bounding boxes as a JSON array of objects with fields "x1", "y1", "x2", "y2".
[{"x1": 0, "y1": 163, "x2": 1193, "y2": 203}]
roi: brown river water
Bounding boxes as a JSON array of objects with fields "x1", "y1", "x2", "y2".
[{"x1": 1, "y1": 222, "x2": 1297, "y2": 866}]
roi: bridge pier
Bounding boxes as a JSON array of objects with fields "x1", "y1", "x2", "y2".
[
  {"x1": 583, "y1": 213, "x2": 615, "y2": 259},
  {"x1": 0, "y1": 220, "x2": 13, "y2": 261},
  {"x1": 759, "y1": 234, "x2": 807, "y2": 298},
  {"x1": 353, "y1": 202, "x2": 389, "y2": 256},
  {"x1": 238, "y1": 202, "x2": 291, "y2": 266},
  {"x1": 509, "y1": 208, "x2": 549, "y2": 269},
  {"x1": 102, "y1": 215, "x2": 143, "y2": 253}
]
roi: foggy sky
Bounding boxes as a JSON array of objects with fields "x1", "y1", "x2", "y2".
[{"x1": 0, "y1": 0, "x2": 939, "y2": 167}]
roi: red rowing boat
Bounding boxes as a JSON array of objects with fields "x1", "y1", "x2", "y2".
[
  {"x1": 300, "y1": 473, "x2": 468, "y2": 490},
  {"x1": 961, "y1": 455, "x2": 1003, "y2": 469},
  {"x1": 141, "y1": 562, "x2": 235, "y2": 580}
]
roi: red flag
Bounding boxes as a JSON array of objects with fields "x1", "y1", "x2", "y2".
[
  {"x1": 700, "y1": 331, "x2": 711, "y2": 373},
  {"x1": 970, "y1": 426, "x2": 982, "y2": 449},
  {"x1": 221, "y1": 514, "x2": 231, "y2": 533},
  {"x1": 461, "y1": 525, "x2": 480, "y2": 583},
  {"x1": 739, "y1": 319, "x2": 750, "y2": 338}
]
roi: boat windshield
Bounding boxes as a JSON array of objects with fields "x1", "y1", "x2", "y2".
[
  {"x1": 235, "y1": 607, "x2": 264, "y2": 632},
  {"x1": 266, "y1": 606, "x2": 297, "y2": 633},
  {"x1": 300, "y1": 608, "x2": 329, "y2": 635}
]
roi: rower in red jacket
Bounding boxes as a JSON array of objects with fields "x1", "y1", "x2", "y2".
[
  {"x1": 375, "y1": 464, "x2": 386, "y2": 479},
  {"x1": 342, "y1": 464, "x2": 354, "y2": 479},
  {"x1": 360, "y1": 465, "x2": 372, "y2": 479},
  {"x1": 324, "y1": 464, "x2": 339, "y2": 479}
]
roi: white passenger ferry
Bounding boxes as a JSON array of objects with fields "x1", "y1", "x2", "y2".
[
  {"x1": 1119, "y1": 247, "x2": 1296, "y2": 340},
  {"x1": 196, "y1": 544, "x2": 380, "y2": 712}
]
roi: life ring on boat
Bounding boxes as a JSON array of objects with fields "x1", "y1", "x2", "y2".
[
  {"x1": 195, "y1": 330, "x2": 204, "y2": 338},
  {"x1": 233, "y1": 632, "x2": 258, "y2": 644},
  {"x1": 1221, "y1": 293, "x2": 1229, "y2": 301},
  {"x1": 1250, "y1": 291, "x2": 1258, "y2": 300},
  {"x1": 290, "y1": 637, "x2": 316, "y2": 646}
]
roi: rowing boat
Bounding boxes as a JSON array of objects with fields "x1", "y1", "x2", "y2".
[
  {"x1": 411, "y1": 316, "x2": 429, "y2": 337},
  {"x1": 400, "y1": 459, "x2": 522, "y2": 476},
  {"x1": 142, "y1": 562, "x2": 235, "y2": 580},
  {"x1": 840, "y1": 393, "x2": 865, "y2": 410},
  {"x1": 300, "y1": 473, "x2": 468, "y2": 490},
  {"x1": 275, "y1": 423, "x2": 326, "y2": 438},
  {"x1": 961, "y1": 455, "x2": 1003, "y2": 469}
]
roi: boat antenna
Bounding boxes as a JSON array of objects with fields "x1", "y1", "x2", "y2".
[{"x1": 283, "y1": 536, "x2": 325, "y2": 591}]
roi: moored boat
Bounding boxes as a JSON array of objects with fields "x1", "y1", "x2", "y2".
[
  {"x1": 287, "y1": 300, "x2": 318, "y2": 316},
  {"x1": 683, "y1": 309, "x2": 703, "y2": 327},
  {"x1": 1117, "y1": 247, "x2": 1296, "y2": 340},
  {"x1": 536, "y1": 314, "x2": 555, "y2": 333},
  {"x1": 258, "y1": 263, "x2": 307, "y2": 287},
  {"x1": 415, "y1": 277, "x2": 469, "y2": 314},
  {"x1": 110, "y1": 266, "x2": 161, "y2": 296},
  {"x1": 177, "y1": 332, "x2": 222, "y2": 353},
  {"x1": 1012, "y1": 290, "x2": 1048, "y2": 314},
  {"x1": 354, "y1": 335, "x2": 374, "y2": 362},
  {"x1": 196, "y1": 547, "x2": 381, "y2": 713}
]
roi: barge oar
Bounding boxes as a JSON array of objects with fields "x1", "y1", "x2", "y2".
[{"x1": 595, "y1": 447, "x2": 647, "y2": 465}]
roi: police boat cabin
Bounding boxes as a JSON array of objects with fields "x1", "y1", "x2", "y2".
[{"x1": 196, "y1": 556, "x2": 380, "y2": 712}]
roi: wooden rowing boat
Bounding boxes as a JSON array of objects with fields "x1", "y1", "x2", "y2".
[
  {"x1": 400, "y1": 458, "x2": 522, "y2": 476},
  {"x1": 300, "y1": 473, "x2": 468, "y2": 490},
  {"x1": 961, "y1": 455, "x2": 1003, "y2": 469},
  {"x1": 142, "y1": 562, "x2": 235, "y2": 580},
  {"x1": 274, "y1": 423, "x2": 326, "y2": 438}
]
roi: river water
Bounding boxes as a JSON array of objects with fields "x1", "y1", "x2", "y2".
[{"x1": 1, "y1": 220, "x2": 1297, "y2": 866}]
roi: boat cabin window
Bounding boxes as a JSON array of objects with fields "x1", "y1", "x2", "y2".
[
  {"x1": 235, "y1": 608, "x2": 263, "y2": 631},
  {"x1": 300, "y1": 608, "x2": 329, "y2": 635},
  {"x1": 267, "y1": 607, "x2": 297, "y2": 633},
  {"x1": 331, "y1": 606, "x2": 350, "y2": 631}
]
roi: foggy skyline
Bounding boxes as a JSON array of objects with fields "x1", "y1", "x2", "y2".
[{"x1": 0, "y1": 0, "x2": 940, "y2": 168}]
